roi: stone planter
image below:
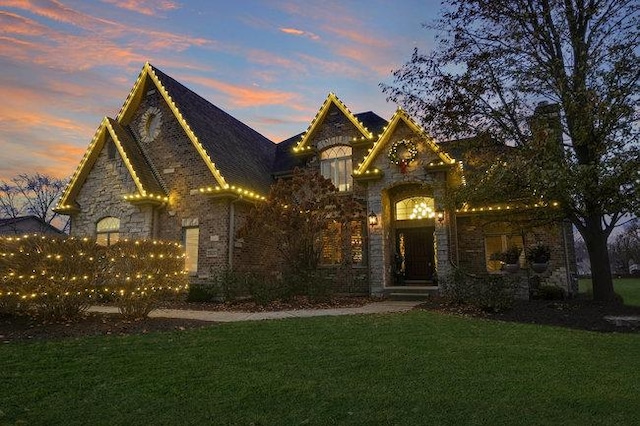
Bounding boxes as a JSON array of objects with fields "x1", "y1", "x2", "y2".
[
  {"x1": 531, "y1": 262, "x2": 549, "y2": 273},
  {"x1": 503, "y1": 263, "x2": 520, "y2": 274}
]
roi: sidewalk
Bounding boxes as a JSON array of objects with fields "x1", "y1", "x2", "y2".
[{"x1": 87, "y1": 300, "x2": 422, "y2": 323}]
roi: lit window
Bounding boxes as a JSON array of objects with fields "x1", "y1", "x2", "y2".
[
  {"x1": 96, "y1": 217, "x2": 120, "y2": 246},
  {"x1": 320, "y1": 146, "x2": 352, "y2": 191},
  {"x1": 485, "y1": 235, "x2": 524, "y2": 272},
  {"x1": 183, "y1": 227, "x2": 199, "y2": 275},
  {"x1": 396, "y1": 197, "x2": 435, "y2": 221},
  {"x1": 321, "y1": 221, "x2": 364, "y2": 265}
]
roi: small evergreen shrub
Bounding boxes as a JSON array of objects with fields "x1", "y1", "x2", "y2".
[
  {"x1": 537, "y1": 285, "x2": 566, "y2": 300},
  {"x1": 186, "y1": 283, "x2": 218, "y2": 303}
]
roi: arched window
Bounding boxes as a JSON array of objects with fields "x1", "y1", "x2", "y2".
[
  {"x1": 320, "y1": 146, "x2": 352, "y2": 191},
  {"x1": 395, "y1": 197, "x2": 435, "y2": 221},
  {"x1": 96, "y1": 217, "x2": 120, "y2": 246}
]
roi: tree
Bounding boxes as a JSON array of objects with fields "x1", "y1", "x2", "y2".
[
  {"x1": 609, "y1": 219, "x2": 640, "y2": 275},
  {"x1": 0, "y1": 173, "x2": 69, "y2": 233},
  {"x1": 240, "y1": 168, "x2": 364, "y2": 283},
  {"x1": 382, "y1": 0, "x2": 639, "y2": 301}
]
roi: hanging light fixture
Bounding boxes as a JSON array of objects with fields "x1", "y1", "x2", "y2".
[{"x1": 368, "y1": 211, "x2": 378, "y2": 227}]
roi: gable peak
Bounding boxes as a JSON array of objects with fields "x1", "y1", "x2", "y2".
[{"x1": 293, "y1": 92, "x2": 375, "y2": 153}]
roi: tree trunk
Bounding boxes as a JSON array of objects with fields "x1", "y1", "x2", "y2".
[{"x1": 583, "y1": 223, "x2": 615, "y2": 301}]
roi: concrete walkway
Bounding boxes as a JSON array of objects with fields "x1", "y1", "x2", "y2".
[{"x1": 88, "y1": 301, "x2": 422, "y2": 323}]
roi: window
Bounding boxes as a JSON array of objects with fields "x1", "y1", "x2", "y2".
[
  {"x1": 320, "y1": 146, "x2": 352, "y2": 191},
  {"x1": 183, "y1": 227, "x2": 199, "y2": 275},
  {"x1": 96, "y1": 217, "x2": 120, "y2": 246},
  {"x1": 395, "y1": 197, "x2": 435, "y2": 221},
  {"x1": 485, "y1": 234, "x2": 524, "y2": 272},
  {"x1": 320, "y1": 221, "x2": 364, "y2": 265}
]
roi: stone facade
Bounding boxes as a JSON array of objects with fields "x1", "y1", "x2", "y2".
[{"x1": 59, "y1": 64, "x2": 578, "y2": 300}]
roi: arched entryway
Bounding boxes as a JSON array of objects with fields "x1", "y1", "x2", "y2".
[{"x1": 394, "y1": 196, "x2": 436, "y2": 284}]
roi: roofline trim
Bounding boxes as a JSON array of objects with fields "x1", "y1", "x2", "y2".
[
  {"x1": 354, "y1": 109, "x2": 456, "y2": 175},
  {"x1": 293, "y1": 93, "x2": 374, "y2": 153}
]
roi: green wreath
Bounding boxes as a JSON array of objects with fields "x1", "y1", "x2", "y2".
[{"x1": 388, "y1": 139, "x2": 418, "y2": 165}]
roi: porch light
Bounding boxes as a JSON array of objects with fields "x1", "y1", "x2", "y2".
[
  {"x1": 437, "y1": 212, "x2": 445, "y2": 223},
  {"x1": 368, "y1": 211, "x2": 378, "y2": 227}
]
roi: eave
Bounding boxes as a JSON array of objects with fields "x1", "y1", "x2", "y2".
[
  {"x1": 354, "y1": 108, "x2": 456, "y2": 176},
  {"x1": 293, "y1": 93, "x2": 375, "y2": 154}
]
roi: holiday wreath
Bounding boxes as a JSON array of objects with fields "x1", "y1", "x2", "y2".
[{"x1": 388, "y1": 139, "x2": 418, "y2": 166}]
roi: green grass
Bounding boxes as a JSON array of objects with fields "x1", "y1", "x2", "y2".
[
  {"x1": 1, "y1": 311, "x2": 639, "y2": 425},
  {"x1": 579, "y1": 277, "x2": 640, "y2": 306}
]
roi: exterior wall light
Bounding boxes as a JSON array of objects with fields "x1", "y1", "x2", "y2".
[
  {"x1": 437, "y1": 212, "x2": 445, "y2": 223},
  {"x1": 368, "y1": 211, "x2": 378, "y2": 227}
]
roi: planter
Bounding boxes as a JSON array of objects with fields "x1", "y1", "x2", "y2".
[
  {"x1": 503, "y1": 263, "x2": 520, "y2": 274},
  {"x1": 531, "y1": 262, "x2": 549, "y2": 273}
]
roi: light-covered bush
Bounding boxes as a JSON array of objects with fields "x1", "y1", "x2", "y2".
[
  {"x1": 103, "y1": 239, "x2": 188, "y2": 319},
  {"x1": 0, "y1": 235, "x2": 105, "y2": 319}
]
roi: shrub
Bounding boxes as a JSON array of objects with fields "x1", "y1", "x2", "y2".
[
  {"x1": 212, "y1": 268, "x2": 251, "y2": 303},
  {"x1": 186, "y1": 283, "x2": 218, "y2": 303},
  {"x1": 103, "y1": 240, "x2": 188, "y2": 319},
  {"x1": 0, "y1": 235, "x2": 105, "y2": 319},
  {"x1": 537, "y1": 285, "x2": 565, "y2": 300},
  {"x1": 441, "y1": 268, "x2": 516, "y2": 312},
  {"x1": 248, "y1": 273, "x2": 290, "y2": 306}
]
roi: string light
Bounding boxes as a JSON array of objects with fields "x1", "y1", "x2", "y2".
[
  {"x1": 355, "y1": 109, "x2": 456, "y2": 176},
  {"x1": 293, "y1": 93, "x2": 374, "y2": 153},
  {"x1": 0, "y1": 234, "x2": 188, "y2": 303}
]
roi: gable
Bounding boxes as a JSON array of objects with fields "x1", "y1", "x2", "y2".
[
  {"x1": 293, "y1": 93, "x2": 375, "y2": 154},
  {"x1": 354, "y1": 109, "x2": 456, "y2": 177},
  {"x1": 56, "y1": 117, "x2": 167, "y2": 212}
]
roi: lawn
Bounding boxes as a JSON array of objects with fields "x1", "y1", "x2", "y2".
[
  {"x1": 579, "y1": 277, "x2": 640, "y2": 306},
  {"x1": 1, "y1": 310, "x2": 639, "y2": 425}
]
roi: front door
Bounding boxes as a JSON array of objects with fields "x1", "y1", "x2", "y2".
[{"x1": 397, "y1": 227, "x2": 435, "y2": 282}]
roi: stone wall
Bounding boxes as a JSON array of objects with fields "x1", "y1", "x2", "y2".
[
  {"x1": 71, "y1": 139, "x2": 153, "y2": 240},
  {"x1": 455, "y1": 214, "x2": 578, "y2": 297}
]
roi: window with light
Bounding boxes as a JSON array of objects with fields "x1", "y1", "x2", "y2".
[
  {"x1": 320, "y1": 146, "x2": 352, "y2": 191},
  {"x1": 183, "y1": 227, "x2": 199, "y2": 275},
  {"x1": 96, "y1": 217, "x2": 120, "y2": 246},
  {"x1": 395, "y1": 197, "x2": 436, "y2": 221},
  {"x1": 485, "y1": 234, "x2": 524, "y2": 272}
]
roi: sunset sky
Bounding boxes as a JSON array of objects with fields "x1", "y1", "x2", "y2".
[{"x1": 0, "y1": 0, "x2": 441, "y2": 181}]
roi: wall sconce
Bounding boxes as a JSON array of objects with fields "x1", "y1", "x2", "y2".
[
  {"x1": 437, "y1": 212, "x2": 445, "y2": 223},
  {"x1": 368, "y1": 211, "x2": 378, "y2": 227}
]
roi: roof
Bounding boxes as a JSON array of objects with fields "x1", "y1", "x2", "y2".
[
  {"x1": 0, "y1": 216, "x2": 65, "y2": 235},
  {"x1": 150, "y1": 65, "x2": 276, "y2": 194},
  {"x1": 272, "y1": 111, "x2": 388, "y2": 176}
]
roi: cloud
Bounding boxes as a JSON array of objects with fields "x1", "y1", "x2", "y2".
[
  {"x1": 0, "y1": 1, "x2": 214, "y2": 72},
  {"x1": 181, "y1": 75, "x2": 299, "y2": 108},
  {"x1": 279, "y1": 27, "x2": 319, "y2": 40},
  {"x1": 100, "y1": 0, "x2": 180, "y2": 16}
]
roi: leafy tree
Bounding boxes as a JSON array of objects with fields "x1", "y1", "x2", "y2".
[
  {"x1": 240, "y1": 168, "x2": 364, "y2": 285},
  {"x1": 382, "y1": 0, "x2": 639, "y2": 301},
  {"x1": 0, "y1": 173, "x2": 69, "y2": 233}
]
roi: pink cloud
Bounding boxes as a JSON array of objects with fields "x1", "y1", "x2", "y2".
[
  {"x1": 279, "y1": 27, "x2": 320, "y2": 40},
  {"x1": 182, "y1": 75, "x2": 299, "y2": 108},
  {"x1": 101, "y1": 0, "x2": 180, "y2": 16}
]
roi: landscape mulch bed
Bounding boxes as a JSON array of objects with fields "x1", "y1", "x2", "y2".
[
  {"x1": 416, "y1": 297, "x2": 640, "y2": 333},
  {"x1": 2, "y1": 296, "x2": 638, "y2": 344}
]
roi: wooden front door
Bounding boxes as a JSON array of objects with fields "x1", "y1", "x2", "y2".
[{"x1": 397, "y1": 227, "x2": 435, "y2": 282}]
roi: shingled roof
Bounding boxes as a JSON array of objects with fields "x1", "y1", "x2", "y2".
[
  {"x1": 272, "y1": 111, "x2": 388, "y2": 176},
  {"x1": 150, "y1": 65, "x2": 276, "y2": 194}
]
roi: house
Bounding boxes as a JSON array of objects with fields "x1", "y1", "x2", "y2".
[
  {"x1": 0, "y1": 216, "x2": 65, "y2": 236},
  {"x1": 55, "y1": 63, "x2": 577, "y2": 298}
]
